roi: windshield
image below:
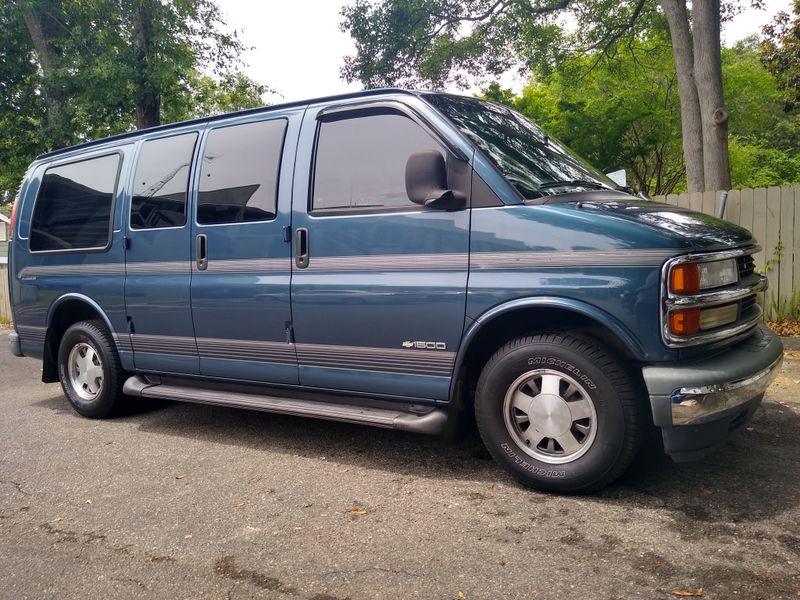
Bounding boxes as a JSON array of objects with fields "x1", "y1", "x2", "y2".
[{"x1": 425, "y1": 94, "x2": 617, "y2": 199}]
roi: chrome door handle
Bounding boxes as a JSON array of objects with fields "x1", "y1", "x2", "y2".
[
  {"x1": 196, "y1": 234, "x2": 208, "y2": 271},
  {"x1": 295, "y1": 228, "x2": 309, "y2": 269}
]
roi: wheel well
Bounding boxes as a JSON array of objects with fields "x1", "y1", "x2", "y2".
[
  {"x1": 446, "y1": 307, "x2": 642, "y2": 439},
  {"x1": 42, "y1": 300, "x2": 107, "y2": 383},
  {"x1": 461, "y1": 307, "x2": 637, "y2": 388}
]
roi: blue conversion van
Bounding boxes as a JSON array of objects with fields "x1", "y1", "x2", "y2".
[{"x1": 7, "y1": 89, "x2": 783, "y2": 492}]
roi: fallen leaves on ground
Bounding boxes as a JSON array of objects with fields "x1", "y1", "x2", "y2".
[
  {"x1": 233, "y1": 501, "x2": 246, "y2": 509},
  {"x1": 293, "y1": 527, "x2": 304, "y2": 532},
  {"x1": 768, "y1": 321, "x2": 800, "y2": 337},
  {"x1": 175, "y1": 474, "x2": 185, "y2": 480},
  {"x1": 52, "y1": 517, "x2": 63, "y2": 523},
  {"x1": 346, "y1": 502, "x2": 368, "y2": 516},
  {"x1": 184, "y1": 533, "x2": 193, "y2": 539},
  {"x1": 457, "y1": 592, "x2": 466, "y2": 599},
  {"x1": 84, "y1": 499, "x2": 92, "y2": 505},
  {"x1": 671, "y1": 588, "x2": 703, "y2": 597}
]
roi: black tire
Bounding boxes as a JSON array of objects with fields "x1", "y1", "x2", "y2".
[
  {"x1": 58, "y1": 320, "x2": 125, "y2": 418},
  {"x1": 475, "y1": 332, "x2": 644, "y2": 493}
]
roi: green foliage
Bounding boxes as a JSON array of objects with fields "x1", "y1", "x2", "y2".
[
  {"x1": 756, "y1": 240, "x2": 783, "y2": 275},
  {"x1": 723, "y1": 39, "x2": 800, "y2": 188},
  {"x1": 499, "y1": 28, "x2": 685, "y2": 195},
  {"x1": 728, "y1": 138, "x2": 800, "y2": 188},
  {"x1": 475, "y1": 34, "x2": 799, "y2": 194},
  {"x1": 339, "y1": 0, "x2": 658, "y2": 89},
  {"x1": 0, "y1": 0, "x2": 269, "y2": 200},
  {"x1": 760, "y1": 0, "x2": 800, "y2": 111},
  {"x1": 766, "y1": 288, "x2": 800, "y2": 321}
]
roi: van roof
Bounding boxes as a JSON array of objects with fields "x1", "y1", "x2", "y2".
[{"x1": 36, "y1": 87, "x2": 423, "y2": 161}]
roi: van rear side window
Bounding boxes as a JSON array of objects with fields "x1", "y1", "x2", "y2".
[
  {"x1": 30, "y1": 153, "x2": 121, "y2": 252},
  {"x1": 131, "y1": 133, "x2": 198, "y2": 229}
]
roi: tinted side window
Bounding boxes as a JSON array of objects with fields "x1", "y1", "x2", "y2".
[
  {"x1": 198, "y1": 119, "x2": 287, "y2": 225},
  {"x1": 30, "y1": 154, "x2": 120, "y2": 252},
  {"x1": 131, "y1": 133, "x2": 197, "y2": 229},
  {"x1": 313, "y1": 113, "x2": 441, "y2": 211}
]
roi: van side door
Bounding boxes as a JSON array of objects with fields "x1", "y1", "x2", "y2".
[
  {"x1": 189, "y1": 110, "x2": 301, "y2": 384},
  {"x1": 125, "y1": 129, "x2": 201, "y2": 374},
  {"x1": 289, "y1": 101, "x2": 471, "y2": 401}
]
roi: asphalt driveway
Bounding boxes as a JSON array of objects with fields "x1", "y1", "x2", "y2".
[{"x1": 1, "y1": 329, "x2": 799, "y2": 599}]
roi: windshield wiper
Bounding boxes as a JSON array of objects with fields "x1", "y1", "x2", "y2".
[{"x1": 538, "y1": 179, "x2": 611, "y2": 190}]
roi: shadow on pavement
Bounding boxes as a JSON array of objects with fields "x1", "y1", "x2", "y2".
[{"x1": 34, "y1": 388, "x2": 800, "y2": 524}]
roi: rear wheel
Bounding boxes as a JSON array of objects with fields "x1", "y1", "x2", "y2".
[
  {"x1": 58, "y1": 320, "x2": 125, "y2": 418},
  {"x1": 475, "y1": 332, "x2": 644, "y2": 493}
]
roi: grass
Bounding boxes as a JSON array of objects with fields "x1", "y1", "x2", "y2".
[{"x1": 765, "y1": 289, "x2": 800, "y2": 322}]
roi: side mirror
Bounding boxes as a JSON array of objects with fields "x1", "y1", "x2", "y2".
[{"x1": 405, "y1": 151, "x2": 466, "y2": 210}]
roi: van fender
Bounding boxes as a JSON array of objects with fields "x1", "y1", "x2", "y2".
[
  {"x1": 46, "y1": 293, "x2": 116, "y2": 334},
  {"x1": 39, "y1": 293, "x2": 121, "y2": 383},
  {"x1": 449, "y1": 297, "x2": 645, "y2": 403}
]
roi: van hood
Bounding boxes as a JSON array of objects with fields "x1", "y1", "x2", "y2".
[{"x1": 531, "y1": 191, "x2": 755, "y2": 250}]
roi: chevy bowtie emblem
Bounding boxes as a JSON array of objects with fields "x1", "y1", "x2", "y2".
[{"x1": 402, "y1": 341, "x2": 447, "y2": 350}]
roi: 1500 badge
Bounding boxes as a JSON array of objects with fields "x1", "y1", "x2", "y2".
[{"x1": 402, "y1": 341, "x2": 447, "y2": 350}]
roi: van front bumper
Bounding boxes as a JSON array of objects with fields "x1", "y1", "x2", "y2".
[{"x1": 643, "y1": 324, "x2": 783, "y2": 461}]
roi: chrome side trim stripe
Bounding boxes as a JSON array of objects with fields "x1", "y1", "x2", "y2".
[
  {"x1": 296, "y1": 342, "x2": 455, "y2": 377},
  {"x1": 470, "y1": 249, "x2": 681, "y2": 270},
  {"x1": 126, "y1": 261, "x2": 187, "y2": 275},
  {"x1": 306, "y1": 253, "x2": 468, "y2": 272},
  {"x1": 18, "y1": 263, "x2": 125, "y2": 278},
  {"x1": 125, "y1": 334, "x2": 453, "y2": 377},
  {"x1": 15, "y1": 248, "x2": 680, "y2": 278},
  {"x1": 16, "y1": 325, "x2": 46, "y2": 344},
  {"x1": 198, "y1": 258, "x2": 290, "y2": 273},
  {"x1": 196, "y1": 336, "x2": 296, "y2": 365},
  {"x1": 113, "y1": 333, "x2": 133, "y2": 353},
  {"x1": 131, "y1": 333, "x2": 198, "y2": 357}
]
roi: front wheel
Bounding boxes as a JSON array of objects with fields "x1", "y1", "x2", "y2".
[
  {"x1": 475, "y1": 333, "x2": 644, "y2": 493},
  {"x1": 58, "y1": 320, "x2": 125, "y2": 418}
]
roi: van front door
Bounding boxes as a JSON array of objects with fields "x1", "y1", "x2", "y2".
[
  {"x1": 290, "y1": 102, "x2": 471, "y2": 401},
  {"x1": 189, "y1": 111, "x2": 300, "y2": 384}
]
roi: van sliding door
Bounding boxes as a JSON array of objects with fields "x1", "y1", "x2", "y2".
[{"x1": 189, "y1": 110, "x2": 301, "y2": 384}]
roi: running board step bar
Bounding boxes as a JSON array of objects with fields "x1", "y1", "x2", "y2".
[{"x1": 123, "y1": 375, "x2": 447, "y2": 435}]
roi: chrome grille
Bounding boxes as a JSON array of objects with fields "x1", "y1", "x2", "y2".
[
  {"x1": 662, "y1": 247, "x2": 765, "y2": 347},
  {"x1": 737, "y1": 255, "x2": 755, "y2": 279}
]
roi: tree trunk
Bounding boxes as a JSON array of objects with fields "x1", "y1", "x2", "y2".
[
  {"x1": 658, "y1": 0, "x2": 705, "y2": 193},
  {"x1": 692, "y1": 0, "x2": 731, "y2": 191},
  {"x1": 133, "y1": 0, "x2": 160, "y2": 129},
  {"x1": 20, "y1": 4, "x2": 73, "y2": 149}
]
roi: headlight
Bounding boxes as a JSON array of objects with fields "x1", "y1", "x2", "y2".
[{"x1": 669, "y1": 258, "x2": 738, "y2": 294}]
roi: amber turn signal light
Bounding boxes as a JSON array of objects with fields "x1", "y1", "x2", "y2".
[
  {"x1": 669, "y1": 308, "x2": 701, "y2": 336},
  {"x1": 670, "y1": 263, "x2": 701, "y2": 294}
]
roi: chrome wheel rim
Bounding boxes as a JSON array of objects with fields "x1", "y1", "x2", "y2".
[
  {"x1": 67, "y1": 342, "x2": 104, "y2": 401},
  {"x1": 502, "y1": 369, "x2": 598, "y2": 465}
]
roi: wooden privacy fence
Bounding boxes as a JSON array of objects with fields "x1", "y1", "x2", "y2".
[
  {"x1": 655, "y1": 186, "x2": 800, "y2": 318},
  {"x1": 0, "y1": 264, "x2": 10, "y2": 321}
]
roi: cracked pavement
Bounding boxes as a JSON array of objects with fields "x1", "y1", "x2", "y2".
[{"x1": 1, "y1": 329, "x2": 799, "y2": 599}]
